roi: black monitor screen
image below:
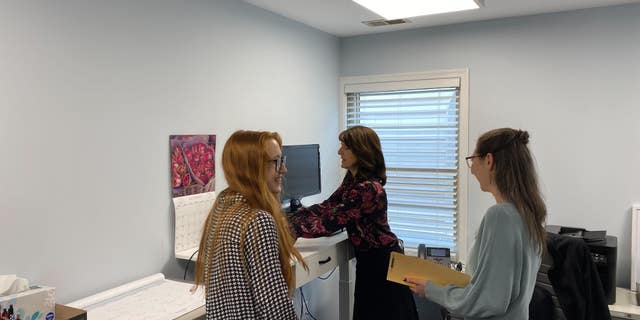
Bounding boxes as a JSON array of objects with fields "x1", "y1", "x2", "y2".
[{"x1": 281, "y1": 144, "x2": 321, "y2": 205}]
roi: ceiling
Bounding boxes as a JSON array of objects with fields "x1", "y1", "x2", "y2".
[{"x1": 243, "y1": 0, "x2": 640, "y2": 37}]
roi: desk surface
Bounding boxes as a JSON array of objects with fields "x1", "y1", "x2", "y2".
[
  {"x1": 69, "y1": 274, "x2": 205, "y2": 320},
  {"x1": 55, "y1": 304, "x2": 87, "y2": 320},
  {"x1": 176, "y1": 230, "x2": 349, "y2": 261},
  {"x1": 75, "y1": 232, "x2": 353, "y2": 320},
  {"x1": 610, "y1": 287, "x2": 640, "y2": 319}
]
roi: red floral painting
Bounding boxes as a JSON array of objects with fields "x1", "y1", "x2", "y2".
[{"x1": 170, "y1": 135, "x2": 216, "y2": 197}]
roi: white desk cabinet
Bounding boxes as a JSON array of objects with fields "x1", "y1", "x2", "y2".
[{"x1": 610, "y1": 287, "x2": 640, "y2": 320}]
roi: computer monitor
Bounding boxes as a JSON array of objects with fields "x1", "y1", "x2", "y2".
[{"x1": 281, "y1": 144, "x2": 321, "y2": 212}]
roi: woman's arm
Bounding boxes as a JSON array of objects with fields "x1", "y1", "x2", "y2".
[
  {"x1": 289, "y1": 180, "x2": 381, "y2": 238},
  {"x1": 422, "y1": 207, "x2": 523, "y2": 317},
  {"x1": 244, "y1": 212, "x2": 297, "y2": 319}
]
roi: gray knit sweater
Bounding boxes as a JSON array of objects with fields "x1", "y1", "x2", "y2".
[{"x1": 425, "y1": 202, "x2": 541, "y2": 319}]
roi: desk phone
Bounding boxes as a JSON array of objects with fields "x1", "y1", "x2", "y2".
[{"x1": 418, "y1": 245, "x2": 451, "y2": 267}]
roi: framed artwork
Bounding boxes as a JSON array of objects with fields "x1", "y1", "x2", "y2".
[{"x1": 170, "y1": 135, "x2": 216, "y2": 197}]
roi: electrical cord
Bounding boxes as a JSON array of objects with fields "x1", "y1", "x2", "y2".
[
  {"x1": 317, "y1": 267, "x2": 337, "y2": 280},
  {"x1": 183, "y1": 249, "x2": 199, "y2": 280},
  {"x1": 300, "y1": 288, "x2": 304, "y2": 318},
  {"x1": 299, "y1": 288, "x2": 318, "y2": 320}
]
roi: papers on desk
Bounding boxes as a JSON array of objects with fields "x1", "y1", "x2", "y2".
[
  {"x1": 68, "y1": 273, "x2": 204, "y2": 320},
  {"x1": 387, "y1": 252, "x2": 470, "y2": 287}
]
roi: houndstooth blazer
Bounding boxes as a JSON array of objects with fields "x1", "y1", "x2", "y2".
[{"x1": 202, "y1": 190, "x2": 296, "y2": 320}]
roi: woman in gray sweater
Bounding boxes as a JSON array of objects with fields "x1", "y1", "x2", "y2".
[{"x1": 406, "y1": 128, "x2": 547, "y2": 320}]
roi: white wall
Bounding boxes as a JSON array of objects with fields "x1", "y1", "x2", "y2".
[
  {"x1": 3, "y1": 0, "x2": 639, "y2": 316},
  {"x1": 341, "y1": 4, "x2": 640, "y2": 287},
  {"x1": 0, "y1": 0, "x2": 341, "y2": 304}
]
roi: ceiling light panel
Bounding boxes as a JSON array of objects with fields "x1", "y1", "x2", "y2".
[{"x1": 353, "y1": 0, "x2": 480, "y2": 20}]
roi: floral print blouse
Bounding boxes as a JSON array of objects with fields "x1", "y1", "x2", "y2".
[{"x1": 289, "y1": 173, "x2": 399, "y2": 252}]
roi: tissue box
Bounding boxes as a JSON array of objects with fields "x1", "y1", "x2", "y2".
[{"x1": 0, "y1": 286, "x2": 55, "y2": 320}]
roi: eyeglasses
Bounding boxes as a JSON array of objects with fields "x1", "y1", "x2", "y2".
[
  {"x1": 464, "y1": 155, "x2": 482, "y2": 168},
  {"x1": 269, "y1": 155, "x2": 287, "y2": 172}
]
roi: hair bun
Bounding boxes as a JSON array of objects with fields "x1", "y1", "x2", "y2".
[{"x1": 515, "y1": 129, "x2": 529, "y2": 145}]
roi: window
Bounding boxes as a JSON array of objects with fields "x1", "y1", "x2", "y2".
[{"x1": 340, "y1": 70, "x2": 469, "y2": 260}]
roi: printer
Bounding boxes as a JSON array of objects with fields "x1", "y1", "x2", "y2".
[{"x1": 546, "y1": 225, "x2": 617, "y2": 304}]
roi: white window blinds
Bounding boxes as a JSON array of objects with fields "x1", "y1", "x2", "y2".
[{"x1": 345, "y1": 78, "x2": 462, "y2": 253}]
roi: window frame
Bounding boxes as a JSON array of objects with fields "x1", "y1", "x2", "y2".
[{"x1": 339, "y1": 69, "x2": 470, "y2": 262}]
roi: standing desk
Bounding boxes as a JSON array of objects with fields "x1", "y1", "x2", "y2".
[
  {"x1": 181, "y1": 231, "x2": 355, "y2": 320},
  {"x1": 296, "y1": 231, "x2": 355, "y2": 319},
  {"x1": 70, "y1": 231, "x2": 354, "y2": 320},
  {"x1": 171, "y1": 192, "x2": 355, "y2": 319}
]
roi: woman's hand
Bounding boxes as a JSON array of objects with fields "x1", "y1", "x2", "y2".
[{"x1": 404, "y1": 277, "x2": 427, "y2": 298}]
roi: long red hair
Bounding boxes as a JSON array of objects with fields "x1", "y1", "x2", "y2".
[{"x1": 194, "y1": 130, "x2": 306, "y2": 294}]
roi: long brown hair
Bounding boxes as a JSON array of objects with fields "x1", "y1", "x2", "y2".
[
  {"x1": 475, "y1": 128, "x2": 547, "y2": 254},
  {"x1": 194, "y1": 130, "x2": 306, "y2": 294},
  {"x1": 339, "y1": 125, "x2": 387, "y2": 185}
]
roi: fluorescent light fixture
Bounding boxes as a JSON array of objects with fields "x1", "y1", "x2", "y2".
[{"x1": 353, "y1": 0, "x2": 480, "y2": 20}]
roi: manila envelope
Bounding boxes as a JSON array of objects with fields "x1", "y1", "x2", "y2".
[{"x1": 387, "y1": 251, "x2": 470, "y2": 287}]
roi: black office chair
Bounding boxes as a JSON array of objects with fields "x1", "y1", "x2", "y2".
[
  {"x1": 529, "y1": 232, "x2": 611, "y2": 320},
  {"x1": 529, "y1": 247, "x2": 566, "y2": 320}
]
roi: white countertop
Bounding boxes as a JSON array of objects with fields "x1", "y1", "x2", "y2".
[{"x1": 610, "y1": 287, "x2": 640, "y2": 319}]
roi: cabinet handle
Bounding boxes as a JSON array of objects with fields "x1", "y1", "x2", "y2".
[{"x1": 318, "y1": 257, "x2": 332, "y2": 264}]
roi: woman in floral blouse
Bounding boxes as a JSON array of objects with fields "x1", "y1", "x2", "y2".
[{"x1": 289, "y1": 126, "x2": 418, "y2": 320}]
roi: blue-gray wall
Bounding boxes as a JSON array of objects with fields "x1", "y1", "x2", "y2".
[
  {"x1": 2, "y1": 1, "x2": 639, "y2": 317},
  {"x1": 341, "y1": 4, "x2": 640, "y2": 288},
  {"x1": 0, "y1": 0, "x2": 341, "y2": 305}
]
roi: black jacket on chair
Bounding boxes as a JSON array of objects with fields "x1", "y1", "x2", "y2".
[
  {"x1": 546, "y1": 233, "x2": 611, "y2": 320},
  {"x1": 529, "y1": 284, "x2": 555, "y2": 320}
]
